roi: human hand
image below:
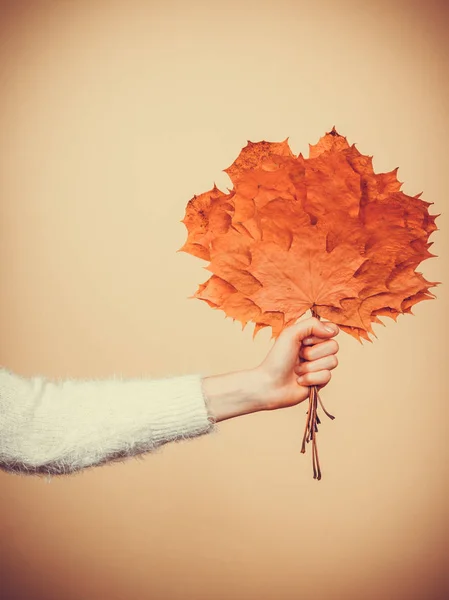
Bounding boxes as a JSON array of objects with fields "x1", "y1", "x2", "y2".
[
  {"x1": 202, "y1": 317, "x2": 339, "y2": 423},
  {"x1": 253, "y1": 317, "x2": 340, "y2": 411}
]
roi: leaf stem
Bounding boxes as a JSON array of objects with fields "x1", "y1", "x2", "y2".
[{"x1": 300, "y1": 305, "x2": 335, "y2": 480}]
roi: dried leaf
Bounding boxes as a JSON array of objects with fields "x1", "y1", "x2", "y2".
[{"x1": 180, "y1": 128, "x2": 440, "y2": 342}]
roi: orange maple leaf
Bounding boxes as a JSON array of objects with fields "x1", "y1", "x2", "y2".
[{"x1": 180, "y1": 127, "x2": 440, "y2": 343}]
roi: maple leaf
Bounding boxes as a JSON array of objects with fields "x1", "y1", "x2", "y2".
[
  {"x1": 180, "y1": 127, "x2": 440, "y2": 343},
  {"x1": 178, "y1": 185, "x2": 234, "y2": 261}
]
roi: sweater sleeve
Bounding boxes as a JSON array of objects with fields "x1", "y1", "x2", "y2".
[{"x1": 0, "y1": 366, "x2": 217, "y2": 477}]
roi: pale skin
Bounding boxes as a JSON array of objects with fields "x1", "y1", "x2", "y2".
[{"x1": 202, "y1": 317, "x2": 340, "y2": 423}]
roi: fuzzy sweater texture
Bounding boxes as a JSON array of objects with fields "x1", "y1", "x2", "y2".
[{"x1": 0, "y1": 366, "x2": 216, "y2": 478}]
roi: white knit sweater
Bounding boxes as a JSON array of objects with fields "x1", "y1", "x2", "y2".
[{"x1": 0, "y1": 367, "x2": 216, "y2": 478}]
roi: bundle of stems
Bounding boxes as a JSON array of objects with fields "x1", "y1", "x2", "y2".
[{"x1": 300, "y1": 307, "x2": 335, "y2": 480}]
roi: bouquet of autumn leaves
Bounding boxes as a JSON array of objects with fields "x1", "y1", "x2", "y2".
[{"x1": 179, "y1": 128, "x2": 439, "y2": 479}]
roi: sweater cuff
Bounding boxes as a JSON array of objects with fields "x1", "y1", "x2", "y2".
[{"x1": 144, "y1": 373, "x2": 216, "y2": 445}]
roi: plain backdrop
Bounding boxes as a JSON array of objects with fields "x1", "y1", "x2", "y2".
[{"x1": 0, "y1": 1, "x2": 448, "y2": 599}]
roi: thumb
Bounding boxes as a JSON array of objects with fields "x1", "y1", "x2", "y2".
[
  {"x1": 289, "y1": 316, "x2": 339, "y2": 341},
  {"x1": 274, "y1": 317, "x2": 338, "y2": 361}
]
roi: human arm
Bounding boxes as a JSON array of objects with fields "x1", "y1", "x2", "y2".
[
  {"x1": 0, "y1": 369, "x2": 215, "y2": 477},
  {"x1": 0, "y1": 317, "x2": 339, "y2": 478}
]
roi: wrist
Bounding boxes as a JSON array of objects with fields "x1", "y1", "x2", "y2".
[{"x1": 201, "y1": 369, "x2": 264, "y2": 423}]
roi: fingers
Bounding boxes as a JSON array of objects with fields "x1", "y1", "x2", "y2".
[
  {"x1": 302, "y1": 335, "x2": 333, "y2": 346},
  {"x1": 295, "y1": 354, "x2": 338, "y2": 375},
  {"x1": 274, "y1": 318, "x2": 339, "y2": 366},
  {"x1": 299, "y1": 339, "x2": 339, "y2": 361},
  {"x1": 297, "y1": 369, "x2": 332, "y2": 387},
  {"x1": 286, "y1": 317, "x2": 339, "y2": 345},
  {"x1": 295, "y1": 335, "x2": 339, "y2": 388}
]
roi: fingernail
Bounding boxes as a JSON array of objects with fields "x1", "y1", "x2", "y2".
[{"x1": 324, "y1": 325, "x2": 335, "y2": 333}]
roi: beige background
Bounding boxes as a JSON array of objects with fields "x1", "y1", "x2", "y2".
[{"x1": 0, "y1": 0, "x2": 448, "y2": 599}]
